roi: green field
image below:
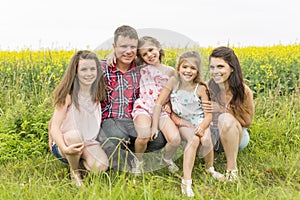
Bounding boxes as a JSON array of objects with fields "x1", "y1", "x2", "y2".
[{"x1": 0, "y1": 46, "x2": 299, "y2": 199}]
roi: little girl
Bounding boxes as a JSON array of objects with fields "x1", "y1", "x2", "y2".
[
  {"x1": 49, "y1": 50, "x2": 108, "y2": 187},
  {"x1": 152, "y1": 51, "x2": 224, "y2": 197},
  {"x1": 131, "y1": 36, "x2": 181, "y2": 174}
]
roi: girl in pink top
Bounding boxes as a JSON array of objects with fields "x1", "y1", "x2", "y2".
[
  {"x1": 49, "y1": 50, "x2": 108, "y2": 187},
  {"x1": 131, "y1": 36, "x2": 181, "y2": 174}
]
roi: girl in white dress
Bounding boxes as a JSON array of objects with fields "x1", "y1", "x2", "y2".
[{"x1": 152, "y1": 51, "x2": 224, "y2": 197}]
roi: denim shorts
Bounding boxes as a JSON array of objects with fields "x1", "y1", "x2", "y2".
[
  {"x1": 211, "y1": 127, "x2": 250, "y2": 153},
  {"x1": 51, "y1": 143, "x2": 68, "y2": 163}
]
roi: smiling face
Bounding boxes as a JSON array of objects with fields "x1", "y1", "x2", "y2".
[
  {"x1": 77, "y1": 59, "x2": 97, "y2": 87},
  {"x1": 113, "y1": 35, "x2": 138, "y2": 67},
  {"x1": 178, "y1": 58, "x2": 199, "y2": 84},
  {"x1": 209, "y1": 57, "x2": 233, "y2": 85},
  {"x1": 138, "y1": 41, "x2": 161, "y2": 66}
]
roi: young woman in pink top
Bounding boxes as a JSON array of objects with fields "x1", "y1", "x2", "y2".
[{"x1": 49, "y1": 50, "x2": 108, "y2": 187}]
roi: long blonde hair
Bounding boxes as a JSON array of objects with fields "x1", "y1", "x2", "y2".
[
  {"x1": 175, "y1": 51, "x2": 209, "y2": 98},
  {"x1": 176, "y1": 51, "x2": 203, "y2": 84}
]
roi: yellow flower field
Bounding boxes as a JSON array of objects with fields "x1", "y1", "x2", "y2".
[{"x1": 1, "y1": 45, "x2": 299, "y2": 101}]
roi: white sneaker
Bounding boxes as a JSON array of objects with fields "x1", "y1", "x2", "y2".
[
  {"x1": 131, "y1": 158, "x2": 143, "y2": 175},
  {"x1": 181, "y1": 179, "x2": 194, "y2": 197},
  {"x1": 206, "y1": 166, "x2": 225, "y2": 181},
  {"x1": 161, "y1": 156, "x2": 179, "y2": 173}
]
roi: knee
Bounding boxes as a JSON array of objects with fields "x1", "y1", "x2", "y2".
[
  {"x1": 169, "y1": 135, "x2": 181, "y2": 147},
  {"x1": 94, "y1": 161, "x2": 108, "y2": 172},
  {"x1": 64, "y1": 131, "x2": 83, "y2": 145},
  {"x1": 184, "y1": 136, "x2": 199, "y2": 151},
  {"x1": 201, "y1": 132, "x2": 212, "y2": 146},
  {"x1": 136, "y1": 137, "x2": 150, "y2": 145},
  {"x1": 190, "y1": 136, "x2": 200, "y2": 149},
  {"x1": 218, "y1": 113, "x2": 240, "y2": 136},
  {"x1": 84, "y1": 158, "x2": 108, "y2": 173},
  {"x1": 96, "y1": 162, "x2": 108, "y2": 172},
  {"x1": 218, "y1": 113, "x2": 233, "y2": 129}
]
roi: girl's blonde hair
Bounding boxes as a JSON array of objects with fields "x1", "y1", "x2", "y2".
[
  {"x1": 176, "y1": 51, "x2": 203, "y2": 84},
  {"x1": 176, "y1": 51, "x2": 209, "y2": 98},
  {"x1": 53, "y1": 50, "x2": 106, "y2": 109}
]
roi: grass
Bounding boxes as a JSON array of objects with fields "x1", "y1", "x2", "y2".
[
  {"x1": 0, "y1": 46, "x2": 299, "y2": 199},
  {"x1": 0, "y1": 93, "x2": 299, "y2": 200}
]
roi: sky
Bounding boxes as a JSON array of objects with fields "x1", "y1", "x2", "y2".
[{"x1": 1, "y1": 0, "x2": 300, "y2": 51}]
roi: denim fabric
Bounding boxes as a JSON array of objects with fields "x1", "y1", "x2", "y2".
[
  {"x1": 52, "y1": 143, "x2": 68, "y2": 163},
  {"x1": 211, "y1": 127, "x2": 250, "y2": 153}
]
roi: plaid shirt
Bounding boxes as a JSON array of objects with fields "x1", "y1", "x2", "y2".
[{"x1": 101, "y1": 60, "x2": 140, "y2": 120}]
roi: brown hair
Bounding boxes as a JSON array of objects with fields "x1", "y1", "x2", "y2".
[
  {"x1": 208, "y1": 46, "x2": 245, "y2": 114},
  {"x1": 53, "y1": 50, "x2": 106, "y2": 109},
  {"x1": 114, "y1": 25, "x2": 139, "y2": 44},
  {"x1": 136, "y1": 36, "x2": 165, "y2": 66}
]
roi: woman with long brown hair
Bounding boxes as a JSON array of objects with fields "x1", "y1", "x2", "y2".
[
  {"x1": 49, "y1": 50, "x2": 108, "y2": 187},
  {"x1": 202, "y1": 46, "x2": 255, "y2": 181}
]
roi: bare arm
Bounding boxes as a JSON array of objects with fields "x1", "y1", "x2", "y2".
[
  {"x1": 151, "y1": 77, "x2": 175, "y2": 140},
  {"x1": 50, "y1": 95, "x2": 84, "y2": 155},
  {"x1": 194, "y1": 85, "x2": 212, "y2": 137},
  {"x1": 170, "y1": 111, "x2": 194, "y2": 128}
]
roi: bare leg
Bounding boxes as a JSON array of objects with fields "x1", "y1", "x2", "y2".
[
  {"x1": 134, "y1": 114, "x2": 151, "y2": 161},
  {"x1": 180, "y1": 127, "x2": 200, "y2": 180},
  {"x1": 159, "y1": 116, "x2": 181, "y2": 160},
  {"x1": 196, "y1": 128, "x2": 225, "y2": 181},
  {"x1": 218, "y1": 113, "x2": 243, "y2": 170},
  {"x1": 82, "y1": 144, "x2": 108, "y2": 173},
  {"x1": 63, "y1": 131, "x2": 84, "y2": 187},
  {"x1": 63, "y1": 131, "x2": 84, "y2": 171},
  {"x1": 204, "y1": 150, "x2": 214, "y2": 169},
  {"x1": 201, "y1": 129, "x2": 214, "y2": 168}
]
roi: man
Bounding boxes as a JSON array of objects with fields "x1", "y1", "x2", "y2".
[{"x1": 98, "y1": 25, "x2": 166, "y2": 171}]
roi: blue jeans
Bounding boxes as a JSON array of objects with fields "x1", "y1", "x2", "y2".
[
  {"x1": 51, "y1": 143, "x2": 68, "y2": 163},
  {"x1": 210, "y1": 127, "x2": 250, "y2": 153}
]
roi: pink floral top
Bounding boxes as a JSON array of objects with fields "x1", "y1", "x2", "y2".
[{"x1": 131, "y1": 65, "x2": 170, "y2": 119}]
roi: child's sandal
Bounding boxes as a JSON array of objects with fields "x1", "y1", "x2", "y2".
[
  {"x1": 70, "y1": 170, "x2": 83, "y2": 187},
  {"x1": 225, "y1": 169, "x2": 238, "y2": 182},
  {"x1": 181, "y1": 179, "x2": 194, "y2": 197},
  {"x1": 206, "y1": 166, "x2": 226, "y2": 182}
]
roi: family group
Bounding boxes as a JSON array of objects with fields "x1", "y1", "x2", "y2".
[{"x1": 48, "y1": 25, "x2": 254, "y2": 197}]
